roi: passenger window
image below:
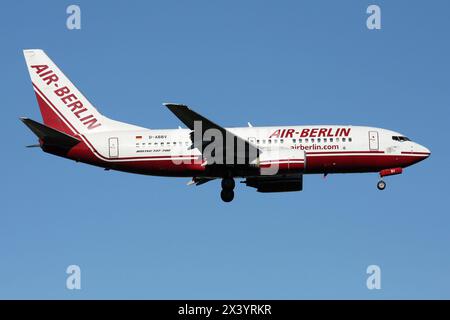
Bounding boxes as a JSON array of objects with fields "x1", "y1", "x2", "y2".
[
  {"x1": 342, "y1": 138, "x2": 346, "y2": 142},
  {"x1": 324, "y1": 138, "x2": 327, "y2": 143},
  {"x1": 305, "y1": 138, "x2": 309, "y2": 143},
  {"x1": 336, "y1": 138, "x2": 340, "y2": 142},
  {"x1": 262, "y1": 140, "x2": 266, "y2": 144},
  {"x1": 299, "y1": 139, "x2": 302, "y2": 143},
  {"x1": 292, "y1": 139, "x2": 296, "y2": 143},
  {"x1": 280, "y1": 139, "x2": 284, "y2": 144},
  {"x1": 349, "y1": 138, "x2": 352, "y2": 142},
  {"x1": 330, "y1": 138, "x2": 333, "y2": 142},
  {"x1": 311, "y1": 138, "x2": 315, "y2": 143},
  {"x1": 317, "y1": 138, "x2": 321, "y2": 143},
  {"x1": 257, "y1": 140, "x2": 260, "y2": 144},
  {"x1": 268, "y1": 139, "x2": 272, "y2": 144}
]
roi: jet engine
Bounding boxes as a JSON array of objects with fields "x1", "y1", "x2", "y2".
[{"x1": 243, "y1": 174, "x2": 303, "y2": 193}]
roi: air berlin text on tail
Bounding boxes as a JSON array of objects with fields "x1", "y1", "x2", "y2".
[{"x1": 31, "y1": 64, "x2": 102, "y2": 130}]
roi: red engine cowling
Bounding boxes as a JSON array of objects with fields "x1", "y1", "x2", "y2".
[{"x1": 257, "y1": 148, "x2": 306, "y2": 175}]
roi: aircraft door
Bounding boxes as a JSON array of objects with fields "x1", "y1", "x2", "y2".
[
  {"x1": 109, "y1": 137, "x2": 119, "y2": 158},
  {"x1": 369, "y1": 131, "x2": 379, "y2": 150}
]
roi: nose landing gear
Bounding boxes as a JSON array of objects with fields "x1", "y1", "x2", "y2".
[
  {"x1": 220, "y1": 177, "x2": 235, "y2": 202},
  {"x1": 377, "y1": 167, "x2": 402, "y2": 191},
  {"x1": 377, "y1": 180, "x2": 386, "y2": 190}
]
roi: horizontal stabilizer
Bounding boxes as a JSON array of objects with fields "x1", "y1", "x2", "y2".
[{"x1": 20, "y1": 117, "x2": 80, "y2": 149}]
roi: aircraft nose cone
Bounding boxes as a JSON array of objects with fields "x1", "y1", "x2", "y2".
[{"x1": 420, "y1": 145, "x2": 431, "y2": 158}]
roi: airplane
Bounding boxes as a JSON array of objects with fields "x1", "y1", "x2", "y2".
[{"x1": 21, "y1": 49, "x2": 430, "y2": 202}]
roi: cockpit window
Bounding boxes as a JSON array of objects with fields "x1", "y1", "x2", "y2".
[{"x1": 392, "y1": 136, "x2": 411, "y2": 142}]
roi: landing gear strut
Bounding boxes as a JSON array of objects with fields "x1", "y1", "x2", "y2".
[
  {"x1": 221, "y1": 177, "x2": 235, "y2": 202},
  {"x1": 377, "y1": 168, "x2": 402, "y2": 191},
  {"x1": 377, "y1": 180, "x2": 386, "y2": 190}
]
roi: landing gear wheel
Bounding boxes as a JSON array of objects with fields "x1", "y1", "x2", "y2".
[
  {"x1": 220, "y1": 189, "x2": 234, "y2": 202},
  {"x1": 377, "y1": 180, "x2": 386, "y2": 190},
  {"x1": 221, "y1": 177, "x2": 235, "y2": 190}
]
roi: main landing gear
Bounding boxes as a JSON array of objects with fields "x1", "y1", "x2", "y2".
[{"x1": 220, "y1": 177, "x2": 235, "y2": 202}]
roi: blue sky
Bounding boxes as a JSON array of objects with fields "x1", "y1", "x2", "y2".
[{"x1": 0, "y1": 0, "x2": 449, "y2": 299}]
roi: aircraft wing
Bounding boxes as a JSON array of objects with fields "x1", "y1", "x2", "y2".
[{"x1": 164, "y1": 103, "x2": 260, "y2": 165}]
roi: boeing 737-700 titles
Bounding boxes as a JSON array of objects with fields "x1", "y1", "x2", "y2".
[{"x1": 21, "y1": 50, "x2": 430, "y2": 202}]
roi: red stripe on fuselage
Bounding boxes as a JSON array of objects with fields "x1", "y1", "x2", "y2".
[
  {"x1": 307, "y1": 150, "x2": 384, "y2": 155},
  {"x1": 401, "y1": 151, "x2": 430, "y2": 155},
  {"x1": 304, "y1": 154, "x2": 427, "y2": 173}
]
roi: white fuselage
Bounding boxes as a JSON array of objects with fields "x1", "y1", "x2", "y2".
[{"x1": 75, "y1": 125, "x2": 430, "y2": 177}]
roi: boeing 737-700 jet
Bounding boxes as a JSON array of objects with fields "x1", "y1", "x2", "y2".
[{"x1": 21, "y1": 49, "x2": 430, "y2": 202}]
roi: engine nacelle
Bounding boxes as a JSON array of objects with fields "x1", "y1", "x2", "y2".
[
  {"x1": 256, "y1": 148, "x2": 305, "y2": 175},
  {"x1": 243, "y1": 174, "x2": 303, "y2": 193}
]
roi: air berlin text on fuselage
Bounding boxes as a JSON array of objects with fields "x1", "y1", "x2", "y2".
[
  {"x1": 31, "y1": 65, "x2": 102, "y2": 130},
  {"x1": 269, "y1": 127, "x2": 351, "y2": 139}
]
